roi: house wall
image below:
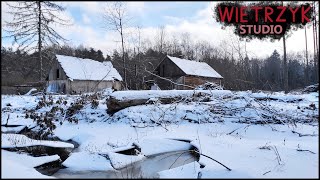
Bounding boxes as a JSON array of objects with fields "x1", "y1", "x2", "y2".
[
  {"x1": 47, "y1": 80, "x2": 69, "y2": 93},
  {"x1": 155, "y1": 57, "x2": 185, "y2": 78},
  {"x1": 47, "y1": 57, "x2": 122, "y2": 94},
  {"x1": 174, "y1": 76, "x2": 185, "y2": 90},
  {"x1": 173, "y1": 76, "x2": 222, "y2": 90},
  {"x1": 149, "y1": 77, "x2": 176, "y2": 90},
  {"x1": 68, "y1": 80, "x2": 121, "y2": 94},
  {"x1": 47, "y1": 80, "x2": 121, "y2": 94},
  {"x1": 182, "y1": 76, "x2": 222, "y2": 90},
  {"x1": 47, "y1": 79, "x2": 121, "y2": 94},
  {"x1": 48, "y1": 60, "x2": 68, "y2": 81},
  {"x1": 151, "y1": 56, "x2": 223, "y2": 90},
  {"x1": 152, "y1": 56, "x2": 186, "y2": 90}
]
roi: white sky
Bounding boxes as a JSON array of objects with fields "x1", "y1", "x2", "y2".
[{"x1": 1, "y1": 1, "x2": 319, "y2": 59}]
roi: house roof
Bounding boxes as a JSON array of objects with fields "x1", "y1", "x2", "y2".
[
  {"x1": 167, "y1": 55, "x2": 223, "y2": 78},
  {"x1": 55, "y1": 55, "x2": 122, "y2": 81}
]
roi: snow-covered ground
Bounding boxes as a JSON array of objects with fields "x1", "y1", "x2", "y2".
[
  {"x1": 2, "y1": 134, "x2": 74, "y2": 148},
  {"x1": 1, "y1": 89, "x2": 318, "y2": 178},
  {"x1": 2, "y1": 150, "x2": 58, "y2": 178}
]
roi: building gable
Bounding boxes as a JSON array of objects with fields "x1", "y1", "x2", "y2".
[
  {"x1": 48, "y1": 59, "x2": 68, "y2": 81},
  {"x1": 154, "y1": 56, "x2": 186, "y2": 78}
]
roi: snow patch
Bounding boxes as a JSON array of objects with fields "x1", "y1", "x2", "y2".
[
  {"x1": 157, "y1": 161, "x2": 200, "y2": 178},
  {"x1": 25, "y1": 88, "x2": 37, "y2": 95},
  {"x1": 62, "y1": 151, "x2": 114, "y2": 171},
  {"x1": 2, "y1": 134, "x2": 74, "y2": 148},
  {"x1": 1, "y1": 150, "x2": 59, "y2": 178},
  {"x1": 107, "y1": 152, "x2": 145, "y2": 169},
  {"x1": 139, "y1": 138, "x2": 193, "y2": 156}
]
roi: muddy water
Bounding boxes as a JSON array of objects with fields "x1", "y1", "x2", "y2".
[{"x1": 52, "y1": 150, "x2": 199, "y2": 179}]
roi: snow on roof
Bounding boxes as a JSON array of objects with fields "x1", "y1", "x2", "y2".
[
  {"x1": 167, "y1": 55, "x2": 223, "y2": 78},
  {"x1": 55, "y1": 55, "x2": 122, "y2": 81}
]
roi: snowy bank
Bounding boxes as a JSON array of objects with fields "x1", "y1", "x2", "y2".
[
  {"x1": 62, "y1": 151, "x2": 114, "y2": 171},
  {"x1": 2, "y1": 150, "x2": 59, "y2": 178},
  {"x1": 2, "y1": 134, "x2": 74, "y2": 148}
]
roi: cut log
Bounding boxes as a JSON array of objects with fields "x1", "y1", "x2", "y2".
[
  {"x1": 107, "y1": 97, "x2": 180, "y2": 114},
  {"x1": 253, "y1": 96, "x2": 303, "y2": 103},
  {"x1": 106, "y1": 90, "x2": 232, "y2": 114}
]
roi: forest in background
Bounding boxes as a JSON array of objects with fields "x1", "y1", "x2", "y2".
[
  {"x1": 1, "y1": 37, "x2": 318, "y2": 92},
  {"x1": 1, "y1": 1, "x2": 318, "y2": 92}
]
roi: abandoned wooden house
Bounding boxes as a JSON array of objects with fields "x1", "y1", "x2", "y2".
[
  {"x1": 46, "y1": 55, "x2": 122, "y2": 94},
  {"x1": 148, "y1": 55, "x2": 223, "y2": 90}
]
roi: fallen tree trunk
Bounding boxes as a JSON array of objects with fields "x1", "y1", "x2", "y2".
[
  {"x1": 107, "y1": 96, "x2": 181, "y2": 114},
  {"x1": 253, "y1": 96, "x2": 303, "y2": 103},
  {"x1": 106, "y1": 90, "x2": 233, "y2": 114},
  {"x1": 106, "y1": 90, "x2": 222, "y2": 114}
]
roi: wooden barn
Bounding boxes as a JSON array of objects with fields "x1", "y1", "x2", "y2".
[
  {"x1": 148, "y1": 55, "x2": 223, "y2": 90},
  {"x1": 46, "y1": 55, "x2": 122, "y2": 94}
]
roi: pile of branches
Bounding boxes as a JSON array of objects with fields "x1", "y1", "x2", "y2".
[
  {"x1": 205, "y1": 95, "x2": 318, "y2": 125},
  {"x1": 303, "y1": 83, "x2": 319, "y2": 93},
  {"x1": 195, "y1": 82, "x2": 223, "y2": 90},
  {"x1": 23, "y1": 92, "x2": 104, "y2": 137}
]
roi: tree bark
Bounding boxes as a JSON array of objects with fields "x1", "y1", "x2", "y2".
[
  {"x1": 305, "y1": 26, "x2": 309, "y2": 85},
  {"x1": 106, "y1": 91, "x2": 212, "y2": 114},
  {"x1": 283, "y1": 35, "x2": 288, "y2": 93},
  {"x1": 38, "y1": 1, "x2": 42, "y2": 81},
  {"x1": 120, "y1": 18, "x2": 127, "y2": 90},
  {"x1": 313, "y1": 1, "x2": 319, "y2": 82}
]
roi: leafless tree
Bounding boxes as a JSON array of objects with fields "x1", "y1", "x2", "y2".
[
  {"x1": 3, "y1": 1, "x2": 71, "y2": 81},
  {"x1": 168, "y1": 32, "x2": 181, "y2": 55},
  {"x1": 102, "y1": 2, "x2": 131, "y2": 89},
  {"x1": 304, "y1": 26, "x2": 309, "y2": 85},
  {"x1": 282, "y1": 33, "x2": 289, "y2": 93},
  {"x1": 180, "y1": 32, "x2": 194, "y2": 59},
  {"x1": 136, "y1": 25, "x2": 142, "y2": 78},
  {"x1": 155, "y1": 25, "x2": 167, "y2": 53},
  {"x1": 312, "y1": 1, "x2": 319, "y2": 81}
]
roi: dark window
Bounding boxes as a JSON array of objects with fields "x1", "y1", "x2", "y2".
[{"x1": 56, "y1": 69, "x2": 60, "y2": 79}]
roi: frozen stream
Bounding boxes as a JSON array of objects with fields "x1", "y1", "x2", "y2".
[{"x1": 52, "y1": 150, "x2": 199, "y2": 178}]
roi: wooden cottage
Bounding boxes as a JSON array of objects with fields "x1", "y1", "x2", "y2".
[
  {"x1": 47, "y1": 55, "x2": 122, "y2": 94},
  {"x1": 149, "y1": 55, "x2": 223, "y2": 90}
]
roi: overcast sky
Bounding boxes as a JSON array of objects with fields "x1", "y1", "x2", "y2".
[{"x1": 1, "y1": 1, "x2": 319, "y2": 59}]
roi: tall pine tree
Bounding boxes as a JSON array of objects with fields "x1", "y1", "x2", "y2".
[{"x1": 4, "y1": 1, "x2": 71, "y2": 81}]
